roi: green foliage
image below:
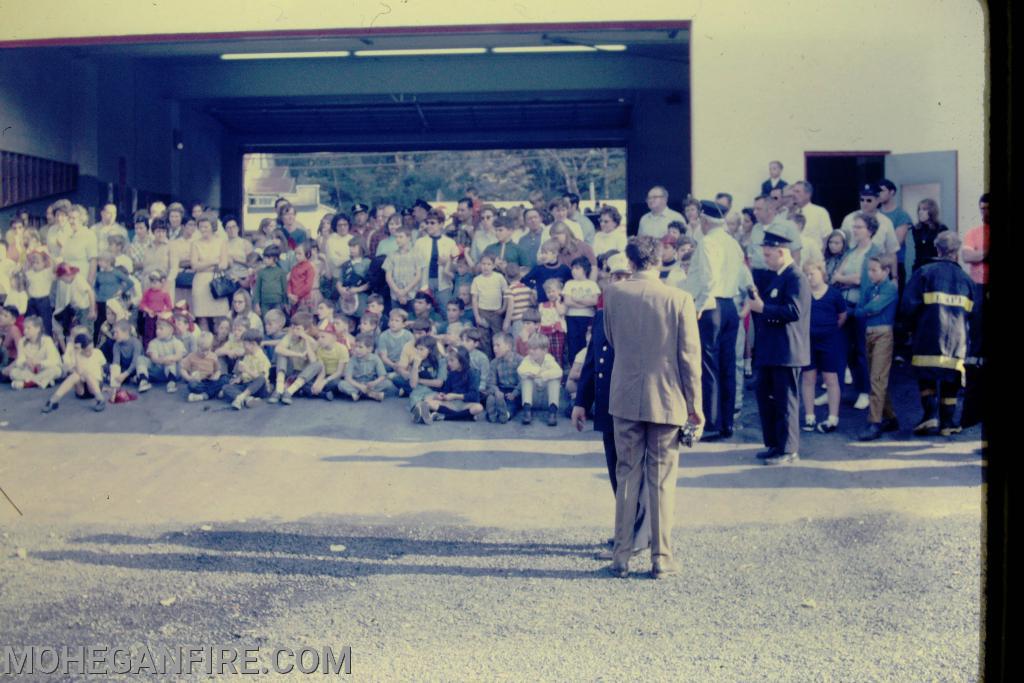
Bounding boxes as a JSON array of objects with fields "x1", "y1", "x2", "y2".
[{"x1": 269, "y1": 148, "x2": 625, "y2": 209}]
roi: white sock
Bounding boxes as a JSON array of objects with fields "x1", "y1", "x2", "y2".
[
  {"x1": 805, "y1": 413, "x2": 815, "y2": 422},
  {"x1": 826, "y1": 415, "x2": 839, "y2": 425}
]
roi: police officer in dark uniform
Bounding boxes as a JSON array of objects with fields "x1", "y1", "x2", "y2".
[
  {"x1": 747, "y1": 226, "x2": 811, "y2": 465},
  {"x1": 572, "y1": 253, "x2": 650, "y2": 558}
]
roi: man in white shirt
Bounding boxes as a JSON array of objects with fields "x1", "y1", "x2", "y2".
[
  {"x1": 413, "y1": 209, "x2": 460, "y2": 308},
  {"x1": 91, "y1": 203, "x2": 129, "y2": 253},
  {"x1": 790, "y1": 180, "x2": 833, "y2": 246},
  {"x1": 840, "y1": 184, "x2": 899, "y2": 256},
  {"x1": 683, "y1": 200, "x2": 748, "y2": 440},
  {"x1": 638, "y1": 185, "x2": 686, "y2": 239}
]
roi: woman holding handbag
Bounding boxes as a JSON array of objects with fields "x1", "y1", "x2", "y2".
[{"x1": 189, "y1": 216, "x2": 230, "y2": 330}]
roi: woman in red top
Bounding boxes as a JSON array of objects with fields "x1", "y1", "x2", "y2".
[
  {"x1": 287, "y1": 242, "x2": 318, "y2": 315},
  {"x1": 549, "y1": 222, "x2": 597, "y2": 281}
]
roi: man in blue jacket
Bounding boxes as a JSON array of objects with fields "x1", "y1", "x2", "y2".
[{"x1": 748, "y1": 226, "x2": 811, "y2": 465}]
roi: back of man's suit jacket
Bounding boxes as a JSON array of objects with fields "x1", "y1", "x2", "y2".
[{"x1": 603, "y1": 272, "x2": 702, "y2": 426}]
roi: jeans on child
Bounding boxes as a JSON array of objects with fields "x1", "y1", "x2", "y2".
[
  {"x1": 148, "y1": 363, "x2": 178, "y2": 384},
  {"x1": 222, "y1": 378, "x2": 267, "y2": 401},
  {"x1": 337, "y1": 376, "x2": 397, "y2": 398},
  {"x1": 188, "y1": 376, "x2": 229, "y2": 398}
]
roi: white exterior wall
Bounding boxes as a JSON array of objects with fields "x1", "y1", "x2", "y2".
[{"x1": 1, "y1": 0, "x2": 986, "y2": 231}]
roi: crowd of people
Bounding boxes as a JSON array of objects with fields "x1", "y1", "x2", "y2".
[{"x1": 0, "y1": 170, "x2": 987, "y2": 454}]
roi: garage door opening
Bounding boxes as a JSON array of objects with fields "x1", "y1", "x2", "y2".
[{"x1": 242, "y1": 148, "x2": 627, "y2": 232}]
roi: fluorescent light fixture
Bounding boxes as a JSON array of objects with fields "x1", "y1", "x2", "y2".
[
  {"x1": 491, "y1": 44, "x2": 627, "y2": 54},
  {"x1": 354, "y1": 48, "x2": 487, "y2": 57},
  {"x1": 221, "y1": 51, "x2": 350, "y2": 60}
]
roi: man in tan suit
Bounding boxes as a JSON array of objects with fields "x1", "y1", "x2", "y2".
[{"x1": 602, "y1": 236, "x2": 703, "y2": 579}]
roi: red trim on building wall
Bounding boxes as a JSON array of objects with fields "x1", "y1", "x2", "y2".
[{"x1": 0, "y1": 20, "x2": 690, "y2": 49}]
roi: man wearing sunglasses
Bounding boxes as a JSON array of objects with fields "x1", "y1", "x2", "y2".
[{"x1": 840, "y1": 184, "x2": 900, "y2": 255}]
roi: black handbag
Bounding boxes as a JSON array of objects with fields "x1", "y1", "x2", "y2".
[
  {"x1": 320, "y1": 274, "x2": 340, "y2": 301},
  {"x1": 175, "y1": 270, "x2": 195, "y2": 289},
  {"x1": 209, "y1": 270, "x2": 239, "y2": 299}
]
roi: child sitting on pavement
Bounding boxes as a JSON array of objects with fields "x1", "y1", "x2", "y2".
[
  {"x1": 377, "y1": 308, "x2": 413, "y2": 378},
  {"x1": 224, "y1": 329, "x2": 271, "y2": 409},
  {"x1": 42, "y1": 332, "x2": 107, "y2": 413},
  {"x1": 182, "y1": 330, "x2": 228, "y2": 402},
  {"x1": 309, "y1": 330, "x2": 350, "y2": 401},
  {"x1": 415, "y1": 346, "x2": 483, "y2": 424},
  {"x1": 5, "y1": 315, "x2": 61, "y2": 390},
  {"x1": 484, "y1": 331, "x2": 522, "y2": 424},
  {"x1": 146, "y1": 316, "x2": 186, "y2": 392},
  {"x1": 460, "y1": 327, "x2": 490, "y2": 394},
  {"x1": 517, "y1": 332, "x2": 564, "y2": 426},
  {"x1": 269, "y1": 312, "x2": 322, "y2": 405},
  {"x1": 337, "y1": 332, "x2": 393, "y2": 402},
  {"x1": 108, "y1": 319, "x2": 151, "y2": 393}
]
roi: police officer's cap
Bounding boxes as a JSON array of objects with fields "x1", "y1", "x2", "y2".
[
  {"x1": 699, "y1": 200, "x2": 726, "y2": 220},
  {"x1": 762, "y1": 226, "x2": 794, "y2": 247}
]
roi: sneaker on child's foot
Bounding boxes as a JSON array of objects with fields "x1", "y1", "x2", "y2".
[
  {"x1": 367, "y1": 390, "x2": 385, "y2": 402},
  {"x1": 802, "y1": 415, "x2": 816, "y2": 432},
  {"x1": 322, "y1": 390, "x2": 334, "y2": 401},
  {"x1": 844, "y1": 368, "x2": 853, "y2": 385},
  {"x1": 547, "y1": 404, "x2": 558, "y2": 426},
  {"x1": 267, "y1": 392, "x2": 281, "y2": 404},
  {"x1": 166, "y1": 381, "x2": 177, "y2": 394},
  {"x1": 521, "y1": 404, "x2": 533, "y2": 425},
  {"x1": 231, "y1": 396, "x2": 245, "y2": 410},
  {"x1": 138, "y1": 379, "x2": 152, "y2": 393},
  {"x1": 816, "y1": 420, "x2": 838, "y2": 434},
  {"x1": 93, "y1": 399, "x2": 107, "y2": 412},
  {"x1": 245, "y1": 397, "x2": 261, "y2": 408},
  {"x1": 41, "y1": 401, "x2": 58, "y2": 414},
  {"x1": 280, "y1": 392, "x2": 293, "y2": 405},
  {"x1": 187, "y1": 392, "x2": 206, "y2": 402},
  {"x1": 349, "y1": 392, "x2": 360, "y2": 402},
  {"x1": 814, "y1": 392, "x2": 829, "y2": 407},
  {"x1": 853, "y1": 393, "x2": 870, "y2": 410},
  {"x1": 485, "y1": 395, "x2": 499, "y2": 423},
  {"x1": 11, "y1": 380, "x2": 24, "y2": 390}
]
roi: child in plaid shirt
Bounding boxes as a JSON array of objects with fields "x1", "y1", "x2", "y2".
[{"x1": 484, "y1": 332, "x2": 522, "y2": 423}]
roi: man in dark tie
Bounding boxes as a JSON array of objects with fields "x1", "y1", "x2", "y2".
[{"x1": 747, "y1": 226, "x2": 811, "y2": 466}]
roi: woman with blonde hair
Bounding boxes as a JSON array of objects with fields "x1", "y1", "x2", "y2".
[{"x1": 548, "y1": 222, "x2": 597, "y2": 281}]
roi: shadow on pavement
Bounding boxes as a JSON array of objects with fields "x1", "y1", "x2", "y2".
[
  {"x1": 37, "y1": 528, "x2": 609, "y2": 581},
  {"x1": 677, "y1": 462, "x2": 984, "y2": 489}
]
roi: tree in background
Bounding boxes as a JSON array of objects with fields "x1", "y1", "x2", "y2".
[{"x1": 269, "y1": 149, "x2": 625, "y2": 209}]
